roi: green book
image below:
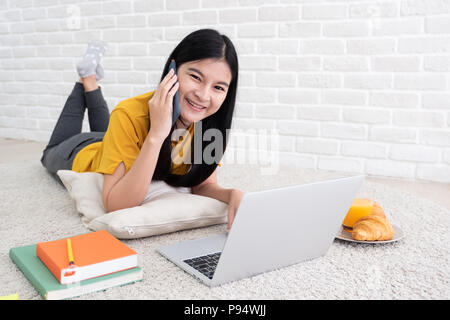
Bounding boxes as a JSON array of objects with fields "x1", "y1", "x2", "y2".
[{"x1": 9, "y1": 244, "x2": 143, "y2": 300}]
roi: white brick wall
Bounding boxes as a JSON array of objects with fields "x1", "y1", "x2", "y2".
[{"x1": 1, "y1": 0, "x2": 450, "y2": 183}]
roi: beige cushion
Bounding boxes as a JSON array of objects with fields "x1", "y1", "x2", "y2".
[{"x1": 56, "y1": 170, "x2": 228, "y2": 239}]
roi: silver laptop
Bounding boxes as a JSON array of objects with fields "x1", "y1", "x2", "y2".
[{"x1": 156, "y1": 175, "x2": 364, "y2": 287}]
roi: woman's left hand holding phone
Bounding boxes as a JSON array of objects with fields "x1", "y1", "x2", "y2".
[{"x1": 148, "y1": 68, "x2": 179, "y2": 143}]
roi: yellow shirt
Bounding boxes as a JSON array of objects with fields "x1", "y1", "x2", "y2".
[{"x1": 72, "y1": 90, "x2": 194, "y2": 176}]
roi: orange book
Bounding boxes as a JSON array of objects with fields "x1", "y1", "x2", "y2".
[{"x1": 36, "y1": 230, "x2": 138, "y2": 285}]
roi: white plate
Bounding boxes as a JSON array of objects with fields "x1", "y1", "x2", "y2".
[{"x1": 335, "y1": 224, "x2": 405, "y2": 244}]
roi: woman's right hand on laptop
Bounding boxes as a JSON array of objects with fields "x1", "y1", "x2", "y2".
[{"x1": 227, "y1": 188, "x2": 245, "y2": 232}]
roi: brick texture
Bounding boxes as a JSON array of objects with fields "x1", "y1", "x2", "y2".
[{"x1": 1, "y1": 0, "x2": 449, "y2": 182}]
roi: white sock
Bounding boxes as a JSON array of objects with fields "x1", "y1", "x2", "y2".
[
  {"x1": 76, "y1": 40, "x2": 108, "y2": 79},
  {"x1": 95, "y1": 64, "x2": 104, "y2": 82}
]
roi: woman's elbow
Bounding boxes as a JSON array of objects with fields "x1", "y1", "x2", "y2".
[{"x1": 102, "y1": 197, "x2": 142, "y2": 213}]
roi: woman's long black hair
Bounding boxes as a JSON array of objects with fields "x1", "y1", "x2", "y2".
[{"x1": 151, "y1": 28, "x2": 239, "y2": 187}]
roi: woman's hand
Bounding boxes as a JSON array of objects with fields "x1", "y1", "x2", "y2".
[
  {"x1": 148, "y1": 68, "x2": 179, "y2": 142},
  {"x1": 227, "y1": 188, "x2": 245, "y2": 231}
]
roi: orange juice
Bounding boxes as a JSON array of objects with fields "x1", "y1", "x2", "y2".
[{"x1": 342, "y1": 198, "x2": 374, "y2": 229}]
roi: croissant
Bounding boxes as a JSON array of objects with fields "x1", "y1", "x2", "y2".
[
  {"x1": 370, "y1": 201, "x2": 386, "y2": 219},
  {"x1": 352, "y1": 215, "x2": 394, "y2": 241}
]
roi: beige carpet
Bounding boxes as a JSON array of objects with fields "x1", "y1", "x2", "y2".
[{"x1": 1, "y1": 161, "x2": 449, "y2": 299}]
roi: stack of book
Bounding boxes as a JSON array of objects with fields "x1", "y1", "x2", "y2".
[{"x1": 9, "y1": 230, "x2": 143, "y2": 300}]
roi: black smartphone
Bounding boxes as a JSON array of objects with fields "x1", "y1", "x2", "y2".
[{"x1": 169, "y1": 59, "x2": 180, "y2": 126}]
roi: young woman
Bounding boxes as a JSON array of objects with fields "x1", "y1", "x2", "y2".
[{"x1": 41, "y1": 29, "x2": 244, "y2": 230}]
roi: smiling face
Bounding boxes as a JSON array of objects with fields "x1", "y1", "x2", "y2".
[{"x1": 175, "y1": 58, "x2": 232, "y2": 127}]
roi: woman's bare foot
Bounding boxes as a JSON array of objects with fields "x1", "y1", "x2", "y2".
[{"x1": 80, "y1": 74, "x2": 98, "y2": 92}]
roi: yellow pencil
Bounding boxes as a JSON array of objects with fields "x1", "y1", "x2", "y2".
[
  {"x1": 0, "y1": 293, "x2": 19, "y2": 300},
  {"x1": 67, "y1": 238, "x2": 74, "y2": 266}
]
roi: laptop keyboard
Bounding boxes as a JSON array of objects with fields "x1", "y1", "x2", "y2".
[{"x1": 183, "y1": 252, "x2": 222, "y2": 279}]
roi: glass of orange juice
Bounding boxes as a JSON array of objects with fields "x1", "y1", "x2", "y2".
[{"x1": 342, "y1": 198, "x2": 374, "y2": 231}]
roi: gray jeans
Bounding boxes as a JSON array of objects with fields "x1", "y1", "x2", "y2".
[{"x1": 40, "y1": 82, "x2": 110, "y2": 186}]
